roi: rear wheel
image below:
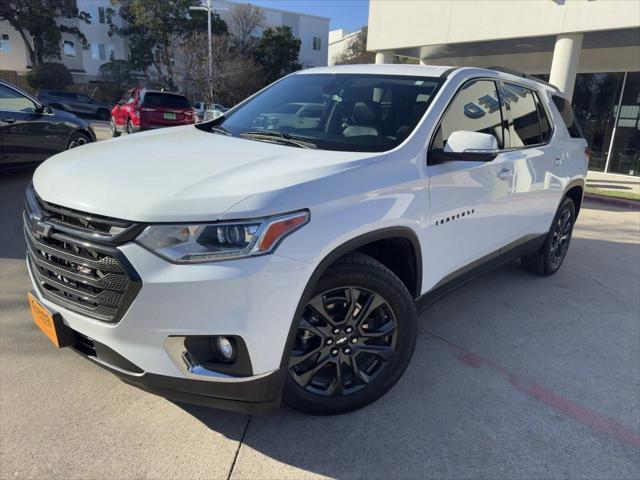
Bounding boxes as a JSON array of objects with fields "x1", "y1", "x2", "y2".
[
  {"x1": 283, "y1": 253, "x2": 417, "y2": 415},
  {"x1": 521, "y1": 197, "x2": 576, "y2": 276},
  {"x1": 110, "y1": 116, "x2": 120, "y2": 137},
  {"x1": 67, "y1": 131, "x2": 90, "y2": 149}
]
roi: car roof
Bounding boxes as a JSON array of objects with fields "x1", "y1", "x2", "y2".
[
  {"x1": 297, "y1": 64, "x2": 452, "y2": 78},
  {"x1": 295, "y1": 64, "x2": 558, "y2": 94}
]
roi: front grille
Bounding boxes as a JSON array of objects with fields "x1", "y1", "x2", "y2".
[
  {"x1": 35, "y1": 196, "x2": 135, "y2": 240},
  {"x1": 25, "y1": 222, "x2": 140, "y2": 322},
  {"x1": 24, "y1": 184, "x2": 142, "y2": 323}
]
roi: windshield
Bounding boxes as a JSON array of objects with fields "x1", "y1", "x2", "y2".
[{"x1": 201, "y1": 73, "x2": 443, "y2": 152}]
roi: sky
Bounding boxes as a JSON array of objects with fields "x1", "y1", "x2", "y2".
[{"x1": 239, "y1": 0, "x2": 370, "y2": 32}]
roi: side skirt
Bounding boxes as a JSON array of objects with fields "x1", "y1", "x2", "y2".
[{"x1": 415, "y1": 233, "x2": 546, "y2": 314}]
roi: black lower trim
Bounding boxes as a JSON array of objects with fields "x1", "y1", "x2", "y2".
[
  {"x1": 70, "y1": 338, "x2": 285, "y2": 414},
  {"x1": 119, "y1": 369, "x2": 286, "y2": 415},
  {"x1": 415, "y1": 233, "x2": 546, "y2": 312}
]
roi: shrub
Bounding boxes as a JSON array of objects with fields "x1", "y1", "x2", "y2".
[{"x1": 26, "y1": 62, "x2": 73, "y2": 90}]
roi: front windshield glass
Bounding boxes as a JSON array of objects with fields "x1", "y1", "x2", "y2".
[{"x1": 202, "y1": 73, "x2": 443, "y2": 152}]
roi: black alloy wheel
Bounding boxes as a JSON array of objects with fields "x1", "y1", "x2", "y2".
[
  {"x1": 284, "y1": 253, "x2": 417, "y2": 415},
  {"x1": 549, "y1": 207, "x2": 573, "y2": 269},
  {"x1": 521, "y1": 196, "x2": 576, "y2": 276},
  {"x1": 289, "y1": 286, "x2": 398, "y2": 397}
]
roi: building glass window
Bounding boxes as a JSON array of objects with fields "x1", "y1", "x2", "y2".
[
  {"x1": 98, "y1": 7, "x2": 106, "y2": 23},
  {"x1": 607, "y1": 72, "x2": 640, "y2": 176},
  {"x1": 63, "y1": 40, "x2": 76, "y2": 57},
  {"x1": 91, "y1": 43, "x2": 106, "y2": 60},
  {"x1": 312, "y1": 37, "x2": 321, "y2": 51},
  {"x1": 572, "y1": 73, "x2": 625, "y2": 172},
  {"x1": 0, "y1": 34, "x2": 11, "y2": 53}
]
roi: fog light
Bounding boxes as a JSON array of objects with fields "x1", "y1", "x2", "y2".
[{"x1": 216, "y1": 336, "x2": 235, "y2": 362}]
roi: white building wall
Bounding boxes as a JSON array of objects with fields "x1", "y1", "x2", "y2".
[
  {"x1": 368, "y1": 0, "x2": 640, "y2": 52},
  {"x1": 0, "y1": 22, "x2": 30, "y2": 71},
  {"x1": 328, "y1": 29, "x2": 361, "y2": 66}
]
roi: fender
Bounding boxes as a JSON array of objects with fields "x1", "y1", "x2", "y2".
[
  {"x1": 561, "y1": 177, "x2": 586, "y2": 217},
  {"x1": 278, "y1": 226, "x2": 422, "y2": 368}
]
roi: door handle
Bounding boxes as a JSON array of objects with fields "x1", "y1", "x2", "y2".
[
  {"x1": 554, "y1": 157, "x2": 562, "y2": 166},
  {"x1": 497, "y1": 168, "x2": 512, "y2": 180},
  {"x1": 1, "y1": 117, "x2": 16, "y2": 124}
]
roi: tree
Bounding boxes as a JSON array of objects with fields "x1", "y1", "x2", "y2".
[
  {"x1": 227, "y1": 3, "x2": 264, "y2": 54},
  {"x1": 96, "y1": 59, "x2": 136, "y2": 103},
  {"x1": 334, "y1": 26, "x2": 375, "y2": 65},
  {"x1": 108, "y1": 0, "x2": 200, "y2": 90},
  {"x1": 25, "y1": 62, "x2": 73, "y2": 90},
  {"x1": 189, "y1": 9, "x2": 228, "y2": 36},
  {"x1": 0, "y1": 0, "x2": 90, "y2": 66},
  {"x1": 253, "y1": 26, "x2": 301, "y2": 84},
  {"x1": 181, "y1": 32, "x2": 264, "y2": 106}
]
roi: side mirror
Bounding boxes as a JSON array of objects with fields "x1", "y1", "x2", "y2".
[{"x1": 432, "y1": 131, "x2": 499, "y2": 163}]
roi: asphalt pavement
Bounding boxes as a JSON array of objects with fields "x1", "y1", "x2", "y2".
[{"x1": 1, "y1": 168, "x2": 639, "y2": 479}]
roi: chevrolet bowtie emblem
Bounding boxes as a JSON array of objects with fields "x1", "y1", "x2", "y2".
[{"x1": 34, "y1": 220, "x2": 53, "y2": 238}]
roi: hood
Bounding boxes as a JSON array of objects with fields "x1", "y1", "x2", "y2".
[{"x1": 33, "y1": 126, "x2": 373, "y2": 222}]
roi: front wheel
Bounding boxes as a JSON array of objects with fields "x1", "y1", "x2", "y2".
[
  {"x1": 521, "y1": 197, "x2": 576, "y2": 276},
  {"x1": 67, "y1": 132, "x2": 90, "y2": 149},
  {"x1": 126, "y1": 119, "x2": 135, "y2": 134},
  {"x1": 283, "y1": 253, "x2": 417, "y2": 415},
  {"x1": 110, "y1": 117, "x2": 120, "y2": 137}
]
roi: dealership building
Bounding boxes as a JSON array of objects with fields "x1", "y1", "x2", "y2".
[{"x1": 368, "y1": 0, "x2": 640, "y2": 177}]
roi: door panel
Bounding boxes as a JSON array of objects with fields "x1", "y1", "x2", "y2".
[
  {"x1": 500, "y1": 83, "x2": 564, "y2": 237},
  {"x1": 425, "y1": 79, "x2": 515, "y2": 291}
]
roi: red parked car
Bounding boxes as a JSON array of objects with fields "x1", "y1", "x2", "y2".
[{"x1": 110, "y1": 88, "x2": 195, "y2": 136}]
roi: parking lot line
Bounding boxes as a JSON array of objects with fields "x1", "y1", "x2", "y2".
[{"x1": 423, "y1": 328, "x2": 640, "y2": 450}]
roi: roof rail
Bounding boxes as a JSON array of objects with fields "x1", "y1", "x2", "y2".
[{"x1": 487, "y1": 66, "x2": 559, "y2": 91}]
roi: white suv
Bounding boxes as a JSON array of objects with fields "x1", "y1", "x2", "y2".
[{"x1": 24, "y1": 65, "x2": 588, "y2": 415}]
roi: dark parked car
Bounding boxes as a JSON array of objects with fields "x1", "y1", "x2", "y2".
[
  {"x1": 37, "y1": 90, "x2": 111, "y2": 120},
  {"x1": 0, "y1": 80, "x2": 96, "y2": 172}
]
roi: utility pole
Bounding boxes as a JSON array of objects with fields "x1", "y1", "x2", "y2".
[{"x1": 189, "y1": 0, "x2": 227, "y2": 104}]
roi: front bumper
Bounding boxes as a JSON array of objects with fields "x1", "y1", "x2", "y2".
[{"x1": 26, "y1": 241, "x2": 315, "y2": 413}]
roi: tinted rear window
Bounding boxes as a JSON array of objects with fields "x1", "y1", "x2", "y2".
[
  {"x1": 552, "y1": 95, "x2": 584, "y2": 138},
  {"x1": 142, "y1": 93, "x2": 190, "y2": 108}
]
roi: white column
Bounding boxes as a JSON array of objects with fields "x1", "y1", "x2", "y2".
[
  {"x1": 375, "y1": 51, "x2": 394, "y2": 64},
  {"x1": 549, "y1": 33, "x2": 583, "y2": 100},
  {"x1": 419, "y1": 58, "x2": 429, "y2": 66}
]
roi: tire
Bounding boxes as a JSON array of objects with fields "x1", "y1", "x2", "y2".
[
  {"x1": 126, "y1": 119, "x2": 135, "y2": 134},
  {"x1": 110, "y1": 116, "x2": 120, "y2": 137},
  {"x1": 283, "y1": 253, "x2": 418, "y2": 415},
  {"x1": 96, "y1": 109, "x2": 110, "y2": 121},
  {"x1": 67, "y1": 131, "x2": 91, "y2": 149},
  {"x1": 521, "y1": 196, "x2": 576, "y2": 276}
]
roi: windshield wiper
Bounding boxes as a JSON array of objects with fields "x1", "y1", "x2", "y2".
[
  {"x1": 240, "y1": 130, "x2": 317, "y2": 149},
  {"x1": 210, "y1": 125, "x2": 232, "y2": 136}
]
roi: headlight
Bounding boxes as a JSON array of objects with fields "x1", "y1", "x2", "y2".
[{"x1": 136, "y1": 210, "x2": 309, "y2": 263}]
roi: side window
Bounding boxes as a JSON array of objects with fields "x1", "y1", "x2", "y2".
[
  {"x1": 552, "y1": 95, "x2": 584, "y2": 138},
  {"x1": 0, "y1": 84, "x2": 37, "y2": 113},
  {"x1": 432, "y1": 80, "x2": 504, "y2": 151},
  {"x1": 535, "y1": 93, "x2": 552, "y2": 143},
  {"x1": 503, "y1": 83, "x2": 541, "y2": 146}
]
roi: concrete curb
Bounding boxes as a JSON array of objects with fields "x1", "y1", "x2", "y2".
[{"x1": 584, "y1": 193, "x2": 640, "y2": 211}]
